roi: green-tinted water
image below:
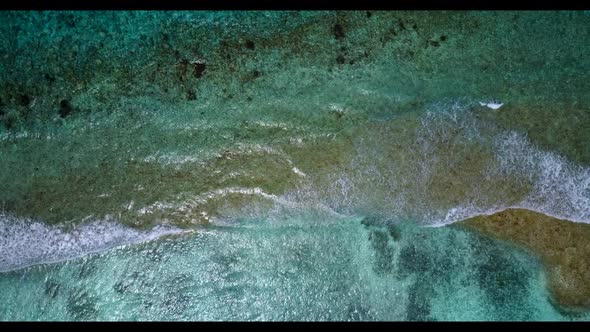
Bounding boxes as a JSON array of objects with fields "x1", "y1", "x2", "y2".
[
  {"x1": 0, "y1": 11, "x2": 589, "y2": 320},
  {"x1": 2, "y1": 216, "x2": 584, "y2": 321}
]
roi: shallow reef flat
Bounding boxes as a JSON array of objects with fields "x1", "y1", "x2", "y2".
[{"x1": 461, "y1": 208, "x2": 590, "y2": 312}]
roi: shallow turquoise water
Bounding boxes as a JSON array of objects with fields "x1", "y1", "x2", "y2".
[
  {"x1": 0, "y1": 11, "x2": 589, "y2": 321},
  {"x1": 1, "y1": 215, "x2": 583, "y2": 321}
]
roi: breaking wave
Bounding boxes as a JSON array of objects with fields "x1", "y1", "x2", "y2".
[{"x1": 0, "y1": 214, "x2": 187, "y2": 273}]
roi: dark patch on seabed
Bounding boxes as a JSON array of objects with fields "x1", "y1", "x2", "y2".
[
  {"x1": 406, "y1": 280, "x2": 434, "y2": 321},
  {"x1": 359, "y1": 218, "x2": 554, "y2": 321},
  {"x1": 470, "y1": 234, "x2": 536, "y2": 320},
  {"x1": 67, "y1": 288, "x2": 99, "y2": 320},
  {"x1": 44, "y1": 280, "x2": 61, "y2": 299}
]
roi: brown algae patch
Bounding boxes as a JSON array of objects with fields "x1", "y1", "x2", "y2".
[
  {"x1": 460, "y1": 208, "x2": 590, "y2": 311},
  {"x1": 0, "y1": 124, "x2": 355, "y2": 228}
]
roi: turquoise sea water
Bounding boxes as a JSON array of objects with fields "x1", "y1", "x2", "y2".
[
  {"x1": 0, "y1": 11, "x2": 589, "y2": 320},
  {"x1": 0, "y1": 216, "x2": 581, "y2": 321}
]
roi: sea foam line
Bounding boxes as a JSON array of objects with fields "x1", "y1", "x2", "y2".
[{"x1": 0, "y1": 214, "x2": 188, "y2": 273}]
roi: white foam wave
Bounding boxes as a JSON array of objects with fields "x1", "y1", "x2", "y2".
[
  {"x1": 420, "y1": 113, "x2": 590, "y2": 227},
  {"x1": 281, "y1": 101, "x2": 590, "y2": 228},
  {"x1": 496, "y1": 131, "x2": 590, "y2": 223},
  {"x1": 0, "y1": 214, "x2": 187, "y2": 273}
]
